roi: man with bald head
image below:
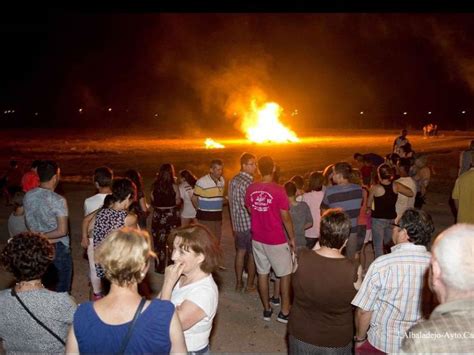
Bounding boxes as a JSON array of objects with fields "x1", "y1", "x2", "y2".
[{"x1": 402, "y1": 224, "x2": 474, "y2": 353}]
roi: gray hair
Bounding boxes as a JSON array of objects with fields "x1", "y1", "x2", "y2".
[{"x1": 433, "y1": 224, "x2": 474, "y2": 292}]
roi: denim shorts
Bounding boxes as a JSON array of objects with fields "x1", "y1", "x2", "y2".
[{"x1": 235, "y1": 230, "x2": 252, "y2": 252}]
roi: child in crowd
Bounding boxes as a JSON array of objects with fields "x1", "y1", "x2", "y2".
[
  {"x1": 284, "y1": 181, "x2": 313, "y2": 250},
  {"x1": 290, "y1": 175, "x2": 305, "y2": 199}
]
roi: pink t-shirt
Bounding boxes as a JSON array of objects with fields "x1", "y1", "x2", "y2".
[
  {"x1": 245, "y1": 181, "x2": 289, "y2": 245},
  {"x1": 302, "y1": 190, "x2": 324, "y2": 238}
]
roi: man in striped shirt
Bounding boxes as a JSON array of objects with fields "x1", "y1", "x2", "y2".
[
  {"x1": 321, "y1": 162, "x2": 362, "y2": 259},
  {"x1": 192, "y1": 159, "x2": 225, "y2": 244},
  {"x1": 229, "y1": 152, "x2": 257, "y2": 292},
  {"x1": 352, "y1": 208, "x2": 435, "y2": 354}
]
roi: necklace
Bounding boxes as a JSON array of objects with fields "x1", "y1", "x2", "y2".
[{"x1": 15, "y1": 280, "x2": 45, "y2": 292}]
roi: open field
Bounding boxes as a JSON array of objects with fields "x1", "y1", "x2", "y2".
[{"x1": 1, "y1": 129, "x2": 473, "y2": 352}]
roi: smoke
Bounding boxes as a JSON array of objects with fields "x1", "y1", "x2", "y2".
[{"x1": 153, "y1": 14, "x2": 276, "y2": 135}]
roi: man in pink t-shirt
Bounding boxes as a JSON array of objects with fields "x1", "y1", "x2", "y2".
[{"x1": 245, "y1": 156, "x2": 295, "y2": 324}]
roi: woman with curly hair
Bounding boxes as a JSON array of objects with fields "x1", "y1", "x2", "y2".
[
  {"x1": 0, "y1": 232, "x2": 76, "y2": 353},
  {"x1": 151, "y1": 163, "x2": 181, "y2": 273}
]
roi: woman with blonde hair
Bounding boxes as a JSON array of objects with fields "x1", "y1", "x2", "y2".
[
  {"x1": 66, "y1": 228, "x2": 186, "y2": 353},
  {"x1": 161, "y1": 224, "x2": 222, "y2": 354}
]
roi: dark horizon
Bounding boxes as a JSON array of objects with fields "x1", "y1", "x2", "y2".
[{"x1": 2, "y1": 12, "x2": 474, "y2": 132}]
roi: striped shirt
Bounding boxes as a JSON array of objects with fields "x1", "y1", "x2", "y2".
[
  {"x1": 229, "y1": 171, "x2": 253, "y2": 232},
  {"x1": 321, "y1": 183, "x2": 362, "y2": 233},
  {"x1": 352, "y1": 243, "x2": 431, "y2": 353},
  {"x1": 193, "y1": 174, "x2": 225, "y2": 221}
]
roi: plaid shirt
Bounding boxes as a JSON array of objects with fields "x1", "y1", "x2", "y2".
[
  {"x1": 401, "y1": 298, "x2": 474, "y2": 354},
  {"x1": 352, "y1": 243, "x2": 431, "y2": 353},
  {"x1": 229, "y1": 171, "x2": 253, "y2": 232}
]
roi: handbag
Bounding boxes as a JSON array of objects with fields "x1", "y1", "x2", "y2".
[
  {"x1": 118, "y1": 297, "x2": 146, "y2": 354},
  {"x1": 11, "y1": 287, "x2": 65, "y2": 345}
]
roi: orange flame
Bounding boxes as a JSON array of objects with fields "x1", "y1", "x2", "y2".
[
  {"x1": 204, "y1": 138, "x2": 225, "y2": 149},
  {"x1": 241, "y1": 100, "x2": 299, "y2": 143}
]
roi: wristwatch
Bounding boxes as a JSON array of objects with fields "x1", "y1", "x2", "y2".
[{"x1": 354, "y1": 336, "x2": 367, "y2": 343}]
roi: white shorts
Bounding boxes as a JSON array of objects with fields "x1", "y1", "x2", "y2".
[{"x1": 252, "y1": 240, "x2": 293, "y2": 277}]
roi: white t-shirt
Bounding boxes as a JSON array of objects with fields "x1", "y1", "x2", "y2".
[
  {"x1": 84, "y1": 193, "x2": 109, "y2": 216},
  {"x1": 178, "y1": 182, "x2": 196, "y2": 218},
  {"x1": 395, "y1": 177, "x2": 417, "y2": 220},
  {"x1": 302, "y1": 190, "x2": 324, "y2": 238},
  {"x1": 170, "y1": 275, "x2": 218, "y2": 351}
]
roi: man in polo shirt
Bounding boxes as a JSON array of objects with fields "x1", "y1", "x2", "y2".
[
  {"x1": 401, "y1": 224, "x2": 474, "y2": 353},
  {"x1": 321, "y1": 162, "x2": 362, "y2": 259},
  {"x1": 229, "y1": 152, "x2": 257, "y2": 292},
  {"x1": 192, "y1": 159, "x2": 225, "y2": 243},
  {"x1": 245, "y1": 155, "x2": 295, "y2": 324},
  {"x1": 352, "y1": 208, "x2": 435, "y2": 354}
]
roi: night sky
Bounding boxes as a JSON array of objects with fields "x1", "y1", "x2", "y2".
[{"x1": 2, "y1": 11, "x2": 474, "y2": 133}]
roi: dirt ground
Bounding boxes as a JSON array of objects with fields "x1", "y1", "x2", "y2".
[{"x1": 0, "y1": 129, "x2": 472, "y2": 352}]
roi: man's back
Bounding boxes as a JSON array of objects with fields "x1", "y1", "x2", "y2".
[
  {"x1": 84, "y1": 193, "x2": 108, "y2": 216},
  {"x1": 229, "y1": 172, "x2": 252, "y2": 232},
  {"x1": 352, "y1": 243, "x2": 431, "y2": 353},
  {"x1": 322, "y1": 183, "x2": 362, "y2": 233},
  {"x1": 245, "y1": 181, "x2": 289, "y2": 245},
  {"x1": 24, "y1": 187, "x2": 69, "y2": 245}
]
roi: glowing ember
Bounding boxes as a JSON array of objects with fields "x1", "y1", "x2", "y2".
[
  {"x1": 242, "y1": 101, "x2": 299, "y2": 143},
  {"x1": 204, "y1": 138, "x2": 225, "y2": 149}
]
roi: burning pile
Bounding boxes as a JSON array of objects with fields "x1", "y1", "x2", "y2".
[
  {"x1": 241, "y1": 100, "x2": 299, "y2": 143},
  {"x1": 204, "y1": 138, "x2": 225, "y2": 149}
]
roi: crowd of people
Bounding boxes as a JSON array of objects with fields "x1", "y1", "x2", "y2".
[{"x1": 0, "y1": 129, "x2": 473, "y2": 354}]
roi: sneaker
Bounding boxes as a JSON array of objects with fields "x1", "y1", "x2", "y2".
[
  {"x1": 269, "y1": 296, "x2": 281, "y2": 307},
  {"x1": 277, "y1": 311, "x2": 290, "y2": 324},
  {"x1": 263, "y1": 308, "x2": 273, "y2": 321}
]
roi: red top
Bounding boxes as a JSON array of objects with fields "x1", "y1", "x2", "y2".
[
  {"x1": 21, "y1": 171, "x2": 40, "y2": 192},
  {"x1": 245, "y1": 181, "x2": 289, "y2": 245}
]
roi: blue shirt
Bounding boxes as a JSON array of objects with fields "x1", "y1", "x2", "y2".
[{"x1": 73, "y1": 299, "x2": 174, "y2": 353}]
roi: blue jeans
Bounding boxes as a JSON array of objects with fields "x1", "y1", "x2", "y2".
[
  {"x1": 372, "y1": 218, "x2": 394, "y2": 259},
  {"x1": 53, "y1": 242, "x2": 73, "y2": 293}
]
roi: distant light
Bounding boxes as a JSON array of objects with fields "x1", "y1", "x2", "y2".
[
  {"x1": 461, "y1": 110, "x2": 466, "y2": 114},
  {"x1": 11, "y1": 110, "x2": 15, "y2": 113},
  {"x1": 360, "y1": 111, "x2": 364, "y2": 115},
  {"x1": 78, "y1": 108, "x2": 83, "y2": 113},
  {"x1": 34, "y1": 112, "x2": 38, "y2": 116},
  {"x1": 403, "y1": 112, "x2": 407, "y2": 115},
  {"x1": 108, "y1": 107, "x2": 112, "y2": 112},
  {"x1": 3, "y1": 110, "x2": 7, "y2": 114},
  {"x1": 428, "y1": 111, "x2": 432, "y2": 115},
  {"x1": 154, "y1": 113, "x2": 158, "y2": 117}
]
